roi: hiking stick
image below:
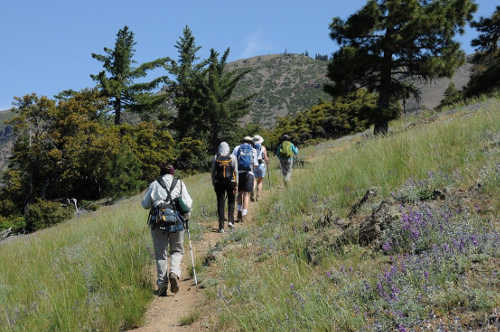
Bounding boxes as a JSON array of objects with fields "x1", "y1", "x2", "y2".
[
  {"x1": 267, "y1": 162, "x2": 271, "y2": 189},
  {"x1": 185, "y1": 221, "x2": 198, "y2": 286}
]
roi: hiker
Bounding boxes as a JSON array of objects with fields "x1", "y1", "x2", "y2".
[
  {"x1": 252, "y1": 135, "x2": 269, "y2": 201},
  {"x1": 211, "y1": 142, "x2": 238, "y2": 232},
  {"x1": 232, "y1": 136, "x2": 258, "y2": 222},
  {"x1": 275, "y1": 134, "x2": 299, "y2": 186},
  {"x1": 141, "y1": 164, "x2": 193, "y2": 296}
]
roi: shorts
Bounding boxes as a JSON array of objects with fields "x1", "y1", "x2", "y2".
[
  {"x1": 254, "y1": 163, "x2": 266, "y2": 178},
  {"x1": 238, "y1": 172, "x2": 254, "y2": 192}
]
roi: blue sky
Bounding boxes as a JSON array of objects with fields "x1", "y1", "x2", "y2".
[{"x1": 0, "y1": 0, "x2": 497, "y2": 110}]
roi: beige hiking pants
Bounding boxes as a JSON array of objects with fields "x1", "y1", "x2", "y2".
[{"x1": 150, "y1": 228, "x2": 184, "y2": 288}]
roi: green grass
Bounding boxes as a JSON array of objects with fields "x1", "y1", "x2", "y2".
[
  {"x1": 179, "y1": 310, "x2": 200, "y2": 326},
  {"x1": 0, "y1": 97, "x2": 498, "y2": 331},
  {"x1": 0, "y1": 170, "x2": 217, "y2": 331},
  {"x1": 213, "y1": 97, "x2": 500, "y2": 331}
]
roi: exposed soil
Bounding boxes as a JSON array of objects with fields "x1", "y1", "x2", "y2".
[{"x1": 129, "y1": 194, "x2": 262, "y2": 332}]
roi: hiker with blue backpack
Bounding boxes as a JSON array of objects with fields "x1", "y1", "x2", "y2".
[
  {"x1": 275, "y1": 134, "x2": 299, "y2": 187},
  {"x1": 211, "y1": 142, "x2": 238, "y2": 232},
  {"x1": 232, "y1": 136, "x2": 259, "y2": 223},
  {"x1": 252, "y1": 135, "x2": 269, "y2": 201}
]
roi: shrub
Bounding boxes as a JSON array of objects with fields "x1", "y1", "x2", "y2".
[{"x1": 25, "y1": 199, "x2": 74, "y2": 232}]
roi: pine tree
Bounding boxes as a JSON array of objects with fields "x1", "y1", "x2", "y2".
[
  {"x1": 91, "y1": 26, "x2": 169, "y2": 124},
  {"x1": 465, "y1": 6, "x2": 500, "y2": 96},
  {"x1": 168, "y1": 26, "x2": 208, "y2": 139},
  {"x1": 325, "y1": 0, "x2": 477, "y2": 134},
  {"x1": 439, "y1": 82, "x2": 462, "y2": 108},
  {"x1": 471, "y1": 6, "x2": 500, "y2": 57},
  {"x1": 200, "y1": 48, "x2": 253, "y2": 150}
]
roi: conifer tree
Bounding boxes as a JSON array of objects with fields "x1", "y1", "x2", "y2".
[
  {"x1": 201, "y1": 48, "x2": 253, "y2": 150},
  {"x1": 167, "y1": 27, "x2": 253, "y2": 149},
  {"x1": 91, "y1": 26, "x2": 169, "y2": 124},
  {"x1": 325, "y1": 0, "x2": 477, "y2": 134},
  {"x1": 439, "y1": 82, "x2": 462, "y2": 108},
  {"x1": 168, "y1": 26, "x2": 208, "y2": 139},
  {"x1": 471, "y1": 6, "x2": 500, "y2": 57},
  {"x1": 465, "y1": 6, "x2": 500, "y2": 96}
]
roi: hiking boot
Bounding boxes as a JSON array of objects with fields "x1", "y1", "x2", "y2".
[
  {"x1": 218, "y1": 228, "x2": 225, "y2": 233},
  {"x1": 228, "y1": 221, "x2": 234, "y2": 228},
  {"x1": 236, "y1": 211, "x2": 242, "y2": 223},
  {"x1": 169, "y1": 272, "x2": 179, "y2": 293},
  {"x1": 158, "y1": 285, "x2": 167, "y2": 297}
]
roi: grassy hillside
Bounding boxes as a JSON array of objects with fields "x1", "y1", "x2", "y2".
[
  {"x1": 0, "y1": 173, "x2": 217, "y2": 332},
  {"x1": 210, "y1": 96, "x2": 499, "y2": 330}
]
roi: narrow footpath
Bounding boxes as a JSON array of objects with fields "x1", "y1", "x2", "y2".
[{"x1": 129, "y1": 194, "x2": 263, "y2": 332}]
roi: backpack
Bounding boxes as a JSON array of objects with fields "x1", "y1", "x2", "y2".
[
  {"x1": 237, "y1": 143, "x2": 253, "y2": 171},
  {"x1": 215, "y1": 155, "x2": 235, "y2": 182},
  {"x1": 279, "y1": 141, "x2": 294, "y2": 158},
  {"x1": 254, "y1": 143, "x2": 262, "y2": 159},
  {"x1": 148, "y1": 177, "x2": 185, "y2": 232}
]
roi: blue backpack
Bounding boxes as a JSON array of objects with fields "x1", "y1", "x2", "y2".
[{"x1": 237, "y1": 143, "x2": 253, "y2": 171}]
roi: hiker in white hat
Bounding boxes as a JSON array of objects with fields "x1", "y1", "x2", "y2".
[{"x1": 252, "y1": 135, "x2": 269, "y2": 201}]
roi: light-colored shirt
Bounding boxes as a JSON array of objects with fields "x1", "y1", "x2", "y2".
[{"x1": 141, "y1": 174, "x2": 193, "y2": 210}]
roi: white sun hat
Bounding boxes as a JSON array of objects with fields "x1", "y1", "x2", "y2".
[{"x1": 253, "y1": 135, "x2": 264, "y2": 144}]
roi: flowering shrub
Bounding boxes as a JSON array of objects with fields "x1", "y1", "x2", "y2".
[{"x1": 365, "y1": 203, "x2": 499, "y2": 330}]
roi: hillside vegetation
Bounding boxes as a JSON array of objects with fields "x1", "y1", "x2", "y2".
[
  {"x1": 210, "y1": 97, "x2": 499, "y2": 330},
  {"x1": 0, "y1": 172, "x2": 216, "y2": 332},
  {"x1": 228, "y1": 54, "x2": 331, "y2": 126},
  {"x1": 0, "y1": 95, "x2": 498, "y2": 331}
]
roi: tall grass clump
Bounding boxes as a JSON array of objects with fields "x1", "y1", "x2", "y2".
[
  {"x1": 0, "y1": 169, "x2": 218, "y2": 331},
  {"x1": 215, "y1": 98, "x2": 500, "y2": 331}
]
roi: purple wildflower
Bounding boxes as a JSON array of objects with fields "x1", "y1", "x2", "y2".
[{"x1": 382, "y1": 241, "x2": 392, "y2": 252}]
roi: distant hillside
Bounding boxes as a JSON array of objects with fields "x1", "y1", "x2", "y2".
[
  {"x1": 404, "y1": 63, "x2": 473, "y2": 112},
  {"x1": 227, "y1": 54, "x2": 331, "y2": 126},
  {"x1": 228, "y1": 54, "x2": 473, "y2": 125}
]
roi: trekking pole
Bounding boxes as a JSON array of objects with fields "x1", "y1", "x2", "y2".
[
  {"x1": 267, "y1": 162, "x2": 271, "y2": 189},
  {"x1": 185, "y1": 220, "x2": 198, "y2": 286}
]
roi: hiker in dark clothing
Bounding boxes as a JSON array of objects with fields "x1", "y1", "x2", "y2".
[
  {"x1": 275, "y1": 134, "x2": 299, "y2": 186},
  {"x1": 211, "y1": 142, "x2": 238, "y2": 232}
]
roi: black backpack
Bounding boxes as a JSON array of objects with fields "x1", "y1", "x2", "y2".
[
  {"x1": 215, "y1": 155, "x2": 235, "y2": 182},
  {"x1": 147, "y1": 177, "x2": 185, "y2": 232}
]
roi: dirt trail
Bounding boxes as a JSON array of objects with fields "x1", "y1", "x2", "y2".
[{"x1": 129, "y1": 196, "x2": 262, "y2": 332}]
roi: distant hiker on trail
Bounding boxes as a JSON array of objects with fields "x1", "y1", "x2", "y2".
[
  {"x1": 275, "y1": 134, "x2": 298, "y2": 186},
  {"x1": 211, "y1": 142, "x2": 238, "y2": 233},
  {"x1": 232, "y1": 136, "x2": 258, "y2": 223},
  {"x1": 142, "y1": 165, "x2": 192, "y2": 296},
  {"x1": 252, "y1": 135, "x2": 269, "y2": 201}
]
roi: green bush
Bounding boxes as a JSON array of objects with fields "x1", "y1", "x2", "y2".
[{"x1": 25, "y1": 199, "x2": 74, "y2": 232}]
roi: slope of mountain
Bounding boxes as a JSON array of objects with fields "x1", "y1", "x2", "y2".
[
  {"x1": 228, "y1": 53, "x2": 473, "y2": 126},
  {"x1": 227, "y1": 54, "x2": 331, "y2": 126}
]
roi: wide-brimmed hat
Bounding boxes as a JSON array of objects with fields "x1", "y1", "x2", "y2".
[
  {"x1": 243, "y1": 136, "x2": 253, "y2": 143},
  {"x1": 253, "y1": 135, "x2": 264, "y2": 144}
]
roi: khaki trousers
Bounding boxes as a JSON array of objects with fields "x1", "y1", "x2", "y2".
[{"x1": 150, "y1": 228, "x2": 184, "y2": 288}]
